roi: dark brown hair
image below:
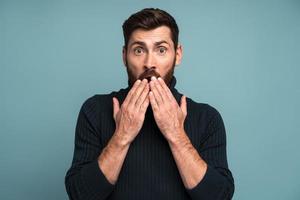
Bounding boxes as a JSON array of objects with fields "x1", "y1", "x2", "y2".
[{"x1": 122, "y1": 8, "x2": 179, "y2": 50}]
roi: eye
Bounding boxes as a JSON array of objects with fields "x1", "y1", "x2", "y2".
[
  {"x1": 158, "y1": 46, "x2": 167, "y2": 55},
  {"x1": 133, "y1": 47, "x2": 144, "y2": 55}
]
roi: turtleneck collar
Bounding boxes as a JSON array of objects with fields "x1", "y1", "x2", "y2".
[{"x1": 118, "y1": 75, "x2": 183, "y2": 106}]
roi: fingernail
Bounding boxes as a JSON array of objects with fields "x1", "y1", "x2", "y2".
[{"x1": 151, "y1": 76, "x2": 156, "y2": 81}]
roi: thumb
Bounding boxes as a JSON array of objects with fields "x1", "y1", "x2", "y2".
[
  {"x1": 112, "y1": 97, "x2": 120, "y2": 119},
  {"x1": 180, "y1": 95, "x2": 187, "y2": 116}
]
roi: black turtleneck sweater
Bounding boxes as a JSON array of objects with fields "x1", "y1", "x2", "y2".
[{"x1": 65, "y1": 76, "x2": 234, "y2": 200}]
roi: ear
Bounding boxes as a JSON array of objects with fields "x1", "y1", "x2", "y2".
[
  {"x1": 175, "y1": 44, "x2": 183, "y2": 66},
  {"x1": 122, "y1": 46, "x2": 127, "y2": 67}
]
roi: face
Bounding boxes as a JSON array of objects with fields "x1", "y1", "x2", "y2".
[{"x1": 123, "y1": 26, "x2": 182, "y2": 87}]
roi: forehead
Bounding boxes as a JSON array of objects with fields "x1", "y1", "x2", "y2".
[{"x1": 128, "y1": 26, "x2": 173, "y2": 46}]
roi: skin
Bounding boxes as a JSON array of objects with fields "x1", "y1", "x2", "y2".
[
  {"x1": 123, "y1": 26, "x2": 180, "y2": 87},
  {"x1": 98, "y1": 26, "x2": 207, "y2": 189}
]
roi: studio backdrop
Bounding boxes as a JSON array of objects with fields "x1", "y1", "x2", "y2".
[{"x1": 1, "y1": 0, "x2": 299, "y2": 199}]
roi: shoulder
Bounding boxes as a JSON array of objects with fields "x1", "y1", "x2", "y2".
[
  {"x1": 80, "y1": 87, "x2": 127, "y2": 114},
  {"x1": 81, "y1": 94, "x2": 110, "y2": 111},
  {"x1": 81, "y1": 91, "x2": 123, "y2": 119},
  {"x1": 185, "y1": 97, "x2": 227, "y2": 143},
  {"x1": 76, "y1": 92, "x2": 116, "y2": 132},
  {"x1": 186, "y1": 97, "x2": 223, "y2": 122},
  {"x1": 183, "y1": 97, "x2": 226, "y2": 146}
]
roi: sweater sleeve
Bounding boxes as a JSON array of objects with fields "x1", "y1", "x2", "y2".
[
  {"x1": 65, "y1": 97, "x2": 115, "y2": 200},
  {"x1": 186, "y1": 107, "x2": 235, "y2": 200}
]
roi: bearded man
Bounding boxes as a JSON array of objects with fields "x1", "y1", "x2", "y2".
[{"x1": 65, "y1": 8, "x2": 234, "y2": 200}]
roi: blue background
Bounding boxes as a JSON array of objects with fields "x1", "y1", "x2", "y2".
[{"x1": 1, "y1": 0, "x2": 299, "y2": 199}]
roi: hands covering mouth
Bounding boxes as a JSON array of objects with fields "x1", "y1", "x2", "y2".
[{"x1": 138, "y1": 68, "x2": 161, "y2": 82}]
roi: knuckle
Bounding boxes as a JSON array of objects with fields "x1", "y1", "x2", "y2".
[
  {"x1": 141, "y1": 103, "x2": 147, "y2": 111},
  {"x1": 164, "y1": 105, "x2": 171, "y2": 111},
  {"x1": 171, "y1": 102, "x2": 178, "y2": 108},
  {"x1": 125, "y1": 108, "x2": 132, "y2": 115},
  {"x1": 135, "y1": 99, "x2": 141, "y2": 106},
  {"x1": 128, "y1": 91, "x2": 133, "y2": 97},
  {"x1": 121, "y1": 104, "x2": 126, "y2": 111}
]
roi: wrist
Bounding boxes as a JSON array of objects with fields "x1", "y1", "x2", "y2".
[
  {"x1": 113, "y1": 131, "x2": 131, "y2": 149},
  {"x1": 167, "y1": 128, "x2": 188, "y2": 147}
]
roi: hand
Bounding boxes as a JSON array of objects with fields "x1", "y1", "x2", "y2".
[
  {"x1": 112, "y1": 79, "x2": 149, "y2": 145},
  {"x1": 149, "y1": 77, "x2": 187, "y2": 141}
]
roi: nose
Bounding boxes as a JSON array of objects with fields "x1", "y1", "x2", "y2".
[{"x1": 144, "y1": 52, "x2": 156, "y2": 70}]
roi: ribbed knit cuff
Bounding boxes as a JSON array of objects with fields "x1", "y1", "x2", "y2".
[
  {"x1": 186, "y1": 165, "x2": 226, "y2": 200},
  {"x1": 81, "y1": 160, "x2": 114, "y2": 198}
]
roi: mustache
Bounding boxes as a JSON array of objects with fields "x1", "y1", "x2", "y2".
[{"x1": 138, "y1": 68, "x2": 161, "y2": 82}]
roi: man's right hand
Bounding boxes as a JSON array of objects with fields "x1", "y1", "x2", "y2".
[{"x1": 112, "y1": 79, "x2": 150, "y2": 145}]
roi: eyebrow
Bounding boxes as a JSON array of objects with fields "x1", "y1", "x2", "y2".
[{"x1": 129, "y1": 40, "x2": 170, "y2": 48}]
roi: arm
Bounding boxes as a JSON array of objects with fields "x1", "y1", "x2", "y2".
[
  {"x1": 65, "y1": 79, "x2": 150, "y2": 200},
  {"x1": 168, "y1": 110, "x2": 235, "y2": 200},
  {"x1": 99, "y1": 79, "x2": 149, "y2": 184},
  {"x1": 64, "y1": 99, "x2": 115, "y2": 200},
  {"x1": 167, "y1": 130, "x2": 208, "y2": 189},
  {"x1": 98, "y1": 132, "x2": 130, "y2": 184},
  {"x1": 148, "y1": 77, "x2": 234, "y2": 199}
]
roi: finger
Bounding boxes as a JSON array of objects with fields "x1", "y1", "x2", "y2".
[
  {"x1": 180, "y1": 95, "x2": 187, "y2": 116},
  {"x1": 112, "y1": 97, "x2": 120, "y2": 119},
  {"x1": 139, "y1": 94, "x2": 150, "y2": 114},
  {"x1": 122, "y1": 79, "x2": 141, "y2": 107},
  {"x1": 135, "y1": 83, "x2": 149, "y2": 109},
  {"x1": 152, "y1": 77, "x2": 167, "y2": 103},
  {"x1": 150, "y1": 78, "x2": 163, "y2": 106},
  {"x1": 158, "y1": 77, "x2": 176, "y2": 103},
  {"x1": 129, "y1": 79, "x2": 148, "y2": 108},
  {"x1": 149, "y1": 91, "x2": 159, "y2": 112}
]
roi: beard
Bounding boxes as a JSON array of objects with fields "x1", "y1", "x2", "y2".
[{"x1": 125, "y1": 57, "x2": 176, "y2": 88}]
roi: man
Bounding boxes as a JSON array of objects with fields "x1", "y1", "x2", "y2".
[{"x1": 65, "y1": 8, "x2": 234, "y2": 200}]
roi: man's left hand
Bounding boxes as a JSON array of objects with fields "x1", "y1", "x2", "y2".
[{"x1": 149, "y1": 76, "x2": 187, "y2": 142}]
